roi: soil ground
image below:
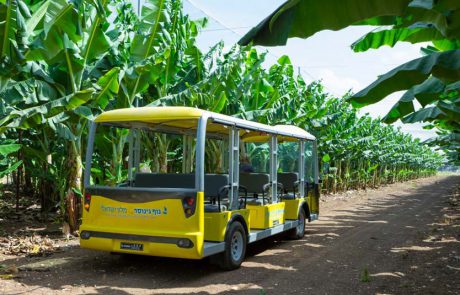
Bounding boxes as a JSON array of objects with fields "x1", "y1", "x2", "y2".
[{"x1": 0, "y1": 175, "x2": 459, "y2": 294}]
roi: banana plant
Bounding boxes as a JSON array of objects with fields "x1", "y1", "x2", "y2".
[
  {"x1": 0, "y1": 142, "x2": 22, "y2": 178},
  {"x1": 0, "y1": 0, "x2": 122, "y2": 230},
  {"x1": 0, "y1": 0, "x2": 445, "y2": 219},
  {"x1": 238, "y1": 0, "x2": 460, "y2": 163},
  {"x1": 150, "y1": 41, "x2": 443, "y2": 192}
]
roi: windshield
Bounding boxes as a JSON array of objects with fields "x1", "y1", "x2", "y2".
[{"x1": 88, "y1": 123, "x2": 198, "y2": 189}]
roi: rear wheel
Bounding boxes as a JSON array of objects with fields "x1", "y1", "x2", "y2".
[
  {"x1": 288, "y1": 209, "x2": 306, "y2": 239},
  {"x1": 221, "y1": 221, "x2": 247, "y2": 270}
]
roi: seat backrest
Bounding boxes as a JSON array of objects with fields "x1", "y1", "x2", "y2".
[
  {"x1": 135, "y1": 173, "x2": 195, "y2": 188},
  {"x1": 204, "y1": 174, "x2": 229, "y2": 197},
  {"x1": 278, "y1": 172, "x2": 299, "y2": 192},
  {"x1": 239, "y1": 173, "x2": 270, "y2": 194}
]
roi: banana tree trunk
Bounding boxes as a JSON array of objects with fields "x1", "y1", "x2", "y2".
[
  {"x1": 15, "y1": 130, "x2": 23, "y2": 212},
  {"x1": 155, "y1": 134, "x2": 170, "y2": 173},
  {"x1": 65, "y1": 140, "x2": 82, "y2": 235},
  {"x1": 332, "y1": 160, "x2": 337, "y2": 194},
  {"x1": 337, "y1": 160, "x2": 342, "y2": 192}
]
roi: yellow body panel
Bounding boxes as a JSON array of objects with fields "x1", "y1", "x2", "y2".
[
  {"x1": 312, "y1": 195, "x2": 320, "y2": 215},
  {"x1": 204, "y1": 209, "x2": 250, "y2": 242},
  {"x1": 80, "y1": 192, "x2": 205, "y2": 259},
  {"x1": 283, "y1": 198, "x2": 303, "y2": 220},
  {"x1": 247, "y1": 202, "x2": 285, "y2": 229},
  {"x1": 307, "y1": 191, "x2": 319, "y2": 215}
]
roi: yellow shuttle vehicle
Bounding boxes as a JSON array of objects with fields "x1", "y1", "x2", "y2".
[{"x1": 80, "y1": 107, "x2": 320, "y2": 269}]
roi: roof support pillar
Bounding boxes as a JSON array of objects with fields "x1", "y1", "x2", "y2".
[{"x1": 270, "y1": 135, "x2": 278, "y2": 202}]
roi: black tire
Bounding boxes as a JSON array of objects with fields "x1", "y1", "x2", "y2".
[
  {"x1": 288, "y1": 209, "x2": 306, "y2": 239},
  {"x1": 221, "y1": 221, "x2": 247, "y2": 270}
]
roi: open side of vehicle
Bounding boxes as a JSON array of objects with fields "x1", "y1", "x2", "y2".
[{"x1": 80, "y1": 107, "x2": 320, "y2": 269}]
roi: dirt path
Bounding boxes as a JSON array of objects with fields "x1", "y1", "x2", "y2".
[{"x1": 1, "y1": 175, "x2": 459, "y2": 294}]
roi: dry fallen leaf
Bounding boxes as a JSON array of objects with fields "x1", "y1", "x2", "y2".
[
  {"x1": 31, "y1": 244, "x2": 40, "y2": 254},
  {"x1": 5, "y1": 265, "x2": 18, "y2": 274},
  {"x1": 0, "y1": 234, "x2": 58, "y2": 256}
]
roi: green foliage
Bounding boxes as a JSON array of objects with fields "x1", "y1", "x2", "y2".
[
  {"x1": 351, "y1": 25, "x2": 445, "y2": 52},
  {"x1": 351, "y1": 50, "x2": 460, "y2": 108},
  {"x1": 238, "y1": 0, "x2": 411, "y2": 46},
  {"x1": 382, "y1": 77, "x2": 446, "y2": 123},
  {"x1": 0, "y1": 0, "x2": 444, "y2": 216},
  {"x1": 238, "y1": 0, "x2": 460, "y2": 164},
  {"x1": 0, "y1": 142, "x2": 22, "y2": 177},
  {"x1": 0, "y1": 143, "x2": 20, "y2": 155},
  {"x1": 360, "y1": 267, "x2": 370, "y2": 283},
  {"x1": 151, "y1": 44, "x2": 443, "y2": 192}
]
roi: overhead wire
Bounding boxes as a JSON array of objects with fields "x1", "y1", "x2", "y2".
[{"x1": 184, "y1": 0, "x2": 320, "y2": 83}]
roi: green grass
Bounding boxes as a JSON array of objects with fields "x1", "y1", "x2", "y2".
[{"x1": 360, "y1": 267, "x2": 371, "y2": 283}]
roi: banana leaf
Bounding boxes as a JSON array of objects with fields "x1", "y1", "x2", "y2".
[
  {"x1": 239, "y1": 0, "x2": 460, "y2": 46},
  {"x1": 0, "y1": 160, "x2": 22, "y2": 177},
  {"x1": 383, "y1": 77, "x2": 445, "y2": 123},
  {"x1": 0, "y1": 0, "x2": 19, "y2": 58},
  {"x1": 0, "y1": 143, "x2": 22, "y2": 177},
  {"x1": 350, "y1": 49, "x2": 460, "y2": 107},
  {"x1": 400, "y1": 103, "x2": 458, "y2": 124},
  {"x1": 43, "y1": 0, "x2": 80, "y2": 43},
  {"x1": 93, "y1": 67, "x2": 120, "y2": 109},
  {"x1": 406, "y1": 106, "x2": 441, "y2": 122},
  {"x1": 0, "y1": 89, "x2": 94, "y2": 129},
  {"x1": 351, "y1": 24, "x2": 445, "y2": 52},
  {"x1": 0, "y1": 143, "x2": 21, "y2": 156},
  {"x1": 239, "y1": 0, "x2": 412, "y2": 46},
  {"x1": 130, "y1": 0, "x2": 169, "y2": 62}
]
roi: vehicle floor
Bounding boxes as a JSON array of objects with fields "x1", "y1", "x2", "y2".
[{"x1": 1, "y1": 175, "x2": 459, "y2": 294}]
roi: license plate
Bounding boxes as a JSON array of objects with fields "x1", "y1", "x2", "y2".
[{"x1": 120, "y1": 242, "x2": 144, "y2": 251}]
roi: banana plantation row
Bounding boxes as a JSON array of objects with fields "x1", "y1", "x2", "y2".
[{"x1": 0, "y1": 0, "x2": 443, "y2": 217}]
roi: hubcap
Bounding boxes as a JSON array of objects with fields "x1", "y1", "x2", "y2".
[{"x1": 231, "y1": 231, "x2": 244, "y2": 261}]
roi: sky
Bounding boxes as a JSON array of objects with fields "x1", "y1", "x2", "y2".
[{"x1": 133, "y1": 0, "x2": 437, "y2": 141}]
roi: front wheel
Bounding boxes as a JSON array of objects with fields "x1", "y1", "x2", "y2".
[
  {"x1": 288, "y1": 209, "x2": 306, "y2": 239},
  {"x1": 221, "y1": 221, "x2": 247, "y2": 270}
]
